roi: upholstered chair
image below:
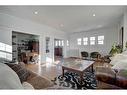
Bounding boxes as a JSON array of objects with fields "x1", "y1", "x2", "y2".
[
  {"x1": 81, "y1": 51, "x2": 89, "y2": 60},
  {"x1": 90, "y1": 52, "x2": 101, "y2": 61}
]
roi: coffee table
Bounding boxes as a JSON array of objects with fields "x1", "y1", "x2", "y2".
[{"x1": 62, "y1": 60, "x2": 95, "y2": 85}]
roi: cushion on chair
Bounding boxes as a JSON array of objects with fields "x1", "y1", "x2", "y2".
[
  {"x1": 81, "y1": 51, "x2": 89, "y2": 58},
  {"x1": 90, "y1": 52, "x2": 101, "y2": 59}
]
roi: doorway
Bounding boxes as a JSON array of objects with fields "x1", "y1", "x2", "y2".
[
  {"x1": 12, "y1": 31, "x2": 40, "y2": 64},
  {"x1": 54, "y1": 39, "x2": 64, "y2": 62}
]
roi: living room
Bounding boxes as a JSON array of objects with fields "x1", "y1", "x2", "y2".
[{"x1": 0, "y1": 5, "x2": 127, "y2": 90}]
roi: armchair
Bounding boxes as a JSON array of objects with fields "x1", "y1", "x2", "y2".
[
  {"x1": 90, "y1": 52, "x2": 101, "y2": 61},
  {"x1": 81, "y1": 51, "x2": 89, "y2": 60}
]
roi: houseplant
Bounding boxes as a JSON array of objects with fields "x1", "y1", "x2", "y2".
[{"x1": 109, "y1": 43, "x2": 122, "y2": 56}]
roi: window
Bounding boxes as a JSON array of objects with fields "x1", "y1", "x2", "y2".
[
  {"x1": 0, "y1": 42, "x2": 12, "y2": 60},
  {"x1": 77, "y1": 38, "x2": 82, "y2": 45},
  {"x1": 98, "y1": 36, "x2": 104, "y2": 45},
  {"x1": 61, "y1": 40, "x2": 64, "y2": 46},
  {"x1": 67, "y1": 40, "x2": 69, "y2": 46},
  {"x1": 0, "y1": 42, "x2": 6, "y2": 51},
  {"x1": 90, "y1": 37, "x2": 95, "y2": 45},
  {"x1": 83, "y1": 37, "x2": 88, "y2": 45},
  {"x1": 5, "y1": 44, "x2": 12, "y2": 53},
  {"x1": 55, "y1": 40, "x2": 64, "y2": 46},
  {"x1": 59, "y1": 40, "x2": 61, "y2": 46},
  {"x1": 55, "y1": 41, "x2": 58, "y2": 46}
]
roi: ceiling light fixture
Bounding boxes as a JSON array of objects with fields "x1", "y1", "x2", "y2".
[
  {"x1": 93, "y1": 14, "x2": 96, "y2": 17},
  {"x1": 97, "y1": 25, "x2": 102, "y2": 28},
  {"x1": 34, "y1": 11, "x2": 38, "y2": 14},
  {"x1": 60, "y1": 24, "x2": 64, "y2": 27}
]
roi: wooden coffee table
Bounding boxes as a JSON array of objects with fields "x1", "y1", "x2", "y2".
[{"x1": 62, "y1": 60, "x2": 95, "y2": 85}]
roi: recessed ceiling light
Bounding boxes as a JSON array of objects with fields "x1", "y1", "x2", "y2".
[
  {"x1": 60, "y1": 24, "x2": 64, "y2": 27},
  {"x1": 34, "y1": 11, "x2": 38, "y2": 14},
  {"x1": 93, "y1": 14, "x2": 96, "y2": 17},
  {"x1": 97, "y1": 25, "x2": 102, "y2": 28}
]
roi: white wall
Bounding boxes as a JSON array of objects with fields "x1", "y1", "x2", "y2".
[
  {"x1": 68, "y1": 25, "x2": 119, "y2": 57},
  {"x1": 0, "y1": 13, "x2": 67, "y2": 63},
  {"x1": 0, "y1": 27, "x2": 12, "y2": 46}
]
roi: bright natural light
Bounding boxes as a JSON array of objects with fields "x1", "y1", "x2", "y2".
[
  {"x1": 83, "y1": 37, "x2": 88, "y2": 45},
  {"x1": 59, "y1": 40, "x2": 61, "y2": 46},
  {"x1": 0, "y1": 42, "x2": 12, "y2": 60},
  {"x1": 0, "y1": 51, "x2": 6, "y2": 58},
  {"x1": 67, "y1": 40, "x2": 69, "y2": 46},
  {"x1": 5, "y1": 44, "x2": 12, "y2": 53},
  {"x1": 90, "y1": 37, "x2": 95, "y2": 45},
  {"x1": 77, "y1": 38, "x2": 82, "y2": 45},
  {"x1": 0, "y1": 42, "x2": 6, "y2": 51},
  {"x1": 98, "y1": 36, "x2": 104, "y2": 45},
  {"x1": 6, "y1": 53, "x2": 12, "y2": 60},
  {"x1": 55, "y1": 41, "x2": 58, "y2": 46},
  {"x1": 61, "y1": 40, "x2": 64, "y2": 46}
]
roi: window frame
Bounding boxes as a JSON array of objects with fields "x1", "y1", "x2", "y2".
[
  {"x1": 77, "y1": 38, "x2": 82, "y2": 45},
  {"x1": 98, "y1": 36, "x2": 104, "y2": 45},
  {"x1": 90, "y1": 37, "x2": 95, "y2": 45},
  {"x1": 0, "y1": 42, "x2": 12, "y2": 60},
  {"x1": 67, "y1": 40, "x2": 69, "y2": 46},
  {"x1": 83, "y1": 37, "x2": 88, "y2": 45}
]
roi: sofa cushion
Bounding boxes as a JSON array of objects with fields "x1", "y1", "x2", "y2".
[
  {"x1": 5, "y1": 63, "x2": 30, "y2": 83},
  {"x1": 110, "y1": 54, "x2": 127, "y2": 65},
  {"x1": 112, "y1": 60, "x2": 127, "y2": 70},
  {"x1": 0, "y1": 63, "x2": 23, "y2": 89}
]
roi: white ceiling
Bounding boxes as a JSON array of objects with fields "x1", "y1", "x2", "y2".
[{"x1": 0, "y1": 6, "x2": 125, "y2": 33}]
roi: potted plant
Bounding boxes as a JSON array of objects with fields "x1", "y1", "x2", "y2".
[{"x1": 109, "y1": 43, "x2": 122, "y2": 56}]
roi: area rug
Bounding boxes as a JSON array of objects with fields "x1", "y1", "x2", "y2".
[{"x1": 51, "y1": 71, "x2": 97, "y2": 89}]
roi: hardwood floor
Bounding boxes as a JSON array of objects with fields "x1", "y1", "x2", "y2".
[
  {"x1": 26, "y1": 58, "x2": 105, "y2": 80},
  {"x1": 26, "y1": 58, "x2": 115, "y2": 89},
  {"x1": 26, "y1": 63, "x2": 62, "y2": 80},
  {"x1": 25, "y1": 57, "x2": 122, "y2": 89}
]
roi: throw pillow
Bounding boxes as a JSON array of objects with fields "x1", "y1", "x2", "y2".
[{"x1": 5, "y1": 63, "x2": 30, "y2": 83}]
